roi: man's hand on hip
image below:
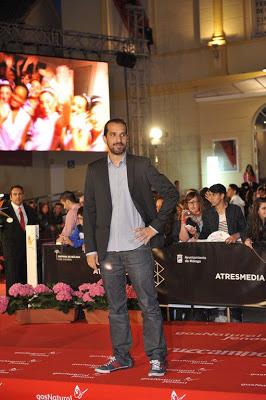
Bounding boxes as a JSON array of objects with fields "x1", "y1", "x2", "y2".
[
  {"x1": 86, "y1": 253, "x2": 99, "y2": 271},
  {"x1": 135, "y1": 226, "x2": 157, "y2": 245}
]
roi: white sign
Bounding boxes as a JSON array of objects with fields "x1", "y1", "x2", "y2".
[{"x1": 26, "y1": 225, "x2": 39, "y2": 286}]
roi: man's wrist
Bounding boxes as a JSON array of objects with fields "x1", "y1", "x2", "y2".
[
  {"x1": 86, "y1": 251, "x2": 98, "y2": 256},
  {"x1": 149, "y1": 225, "x2": 158, "y2": 235}
]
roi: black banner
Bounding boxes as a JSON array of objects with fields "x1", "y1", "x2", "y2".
[
  {"x1": 42, "y1": 244, "x2": 100, "y2": 288},
  {"x1": 42, "y1": 243, "x2": 266, "y2": 307},
  {"x1": 153, "y1": 242, "x2": 266, "y2": 307}
]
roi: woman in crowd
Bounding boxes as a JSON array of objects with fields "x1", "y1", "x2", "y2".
[
  {"x1": 227, "y1": 184, "x2": 245, "y2": 215},
  {"x1": 255, "y1": 185, "x2": 266, "y2": 199},
  {"x1": 0, "y1": 80, "x2": 12, "y2": 104},
  {"x1": 242, "y1": 198, "x2": 266, "y2": 249},
  {"x1": 243, "y1": 164, "x2": 257, "y2": 185},
  {"x1": 38, "y1": 202, "x2": 54, "y2": 242},
  {"x1": 179, "y1": 190, "x2": 203, "y2": 242},
  {"x1": 62, "y1": 95, "x2": 92, "y2": 151}
]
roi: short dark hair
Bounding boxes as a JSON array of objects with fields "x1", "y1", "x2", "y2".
[
  {"x1": 209, "y1": 183, "x2": 226, "y2": 195},
  {"x1": 10, "y1": 185, "x2": 24, "y2": 194},
  {"x1": 103, "y1": 118, "x2": 127, "y2": 136},
  {"x1": 229, "y1": 184, "x2": 239, "y2": 194},
  {"x1": 257, "y1": 185, "x2": 266, "y2": 197},
  {"x1": 77, "y1": 206, "x2": 83, "y2": 216},
  {"x1": 59, "y1": 191, "x2": 77, "y2": 203}
]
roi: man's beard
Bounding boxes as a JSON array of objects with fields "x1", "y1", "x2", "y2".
[{"x1": 108, "y1": 143, "x2": 127, "y2": 155}]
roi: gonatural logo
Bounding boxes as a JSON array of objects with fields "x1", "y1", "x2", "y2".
[
  {"x1": 171, "y1": 391, "x2": 186, "y2": 400},
  {"x1": 36, "y1": 385, "x2": 88, "y2": 400},
  {"x1": 74, "y1": 385, "x2": 88, "y2": 399}
]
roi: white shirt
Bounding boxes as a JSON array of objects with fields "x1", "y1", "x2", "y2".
[
  {"x1": 11, "y1": 202, "x2": 28, "y2": 226},
  {"x1": 25, "y1": 112, "x2": 59, "y2": 150},
  {"x1": 230, "y1": 194, "x2": 245, "y2": 216},
  {"x1": 0, "y1": 107, "x2": 31, "y2": 150},
  {"x1": 218, "y1": 212, "x2": 228, "y2": 233}
]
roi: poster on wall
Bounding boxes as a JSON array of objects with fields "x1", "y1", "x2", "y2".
[
  {"x1": 0, "y1": 52, "x2": 110, "y2": 151},
  {"x1": 213, "y1": 139, "x2": 238, "y2": 172}
]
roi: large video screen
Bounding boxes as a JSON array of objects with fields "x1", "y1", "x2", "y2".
[{"x1": 0, "y1": 52, "x2": 109, "y2": 151}]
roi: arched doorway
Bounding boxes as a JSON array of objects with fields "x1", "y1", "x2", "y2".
[{"x1": 253, "y1": 105, "x2": 266, "y2": 183}]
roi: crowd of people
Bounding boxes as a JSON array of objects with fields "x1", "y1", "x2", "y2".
[
  {"x1": 0, "y1": 52, "x2": 106, "y2": 151},
  {"x1": 0, "y1": 166, "x2": 265, "y2": 310},
  {"x1": 1, "y1": 173, "x2": 265, "y2": 280},
  {"x1": 154, "y1": 176, "x2": 265, "y2": 323},
  {"x1": 156, "y1": 177, "x2": 266, "y2": 250},
  {"x1": 24, "y1": 193, "x2": 84, "y2": 246}
]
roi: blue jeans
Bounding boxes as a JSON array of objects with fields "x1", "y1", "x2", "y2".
[{"x1": 100, "y1": 245, "x2": 167, "y2": 364}]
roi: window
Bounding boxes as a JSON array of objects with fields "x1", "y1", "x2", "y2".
[{"x1": 253, "y1": 0, "x2": 266, "y2": 35}]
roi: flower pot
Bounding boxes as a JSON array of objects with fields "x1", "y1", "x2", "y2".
[
  {"x1": 129, "y1": 310, "x2": 142, "y2": 324},
  {"x1": 15, "y1": 308, "x2": 77, "y2": 324},
  {"x1": 84, "y1": 309, "x2": 142, "y2": 324},
  {"x1": 84, "y1": 309, "x2": 109, "y2": 324}
]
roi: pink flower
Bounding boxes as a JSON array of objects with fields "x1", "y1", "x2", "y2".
[
  {"x1": 34, "y1": 284, "x2": 52, "y2": 295},
  {"x1": 55, "y1": 290, "x2": 73, "y2": 302},
  {"x1": 78, "y1": 281, "x2": 105, "y2": 297},
  {"x1": 96, "y1": 280, "x2": 105, "y2": 295},
  {"x1": 88, "y1": 283, "x2": 103, "y2": 297},
  {"x1": 53, "y1": 282, "x2": 73, "y2": 294},
  {"x1": 9, "y1": 283, "x2": 34, "y2": 297},
  {"x1": 126, "y1": 284, "x2": 137, "y2": 299},
  {"x1": 82, "y1": 292, "x2": 95, "y2": 303},
  {"x1": 73, "y1": 291, "x2": 83, "y2": 299},
  {"x1": 78, "y1": 283, "x2": 91, "y2": 292},
  {"x1": 0, "y1": 296, "x2": 9, "y2": 314}
]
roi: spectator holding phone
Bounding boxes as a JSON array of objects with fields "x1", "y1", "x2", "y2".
[{"x1": 179, "y1": 190, "x2": 203, "y2": 242}]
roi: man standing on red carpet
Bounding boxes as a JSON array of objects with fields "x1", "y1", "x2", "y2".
[
  {"x1": 0, "y1": 185, "x2": 38, "y2": 294},
  {"x1": 83, "y1": 118, "x2": 178, "y2": 377}
]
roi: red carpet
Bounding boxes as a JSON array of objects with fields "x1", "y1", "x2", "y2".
[{"x1": 0, "y1": 316, "x2": 266, "y2": 399}]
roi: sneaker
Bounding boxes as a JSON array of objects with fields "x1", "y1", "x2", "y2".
[
  {"x1": 148, "y1": 359, "x2": 166, "y2": 377},
  {"x1": 95, "y1": 357, "x2": 133, "y2": 374}
]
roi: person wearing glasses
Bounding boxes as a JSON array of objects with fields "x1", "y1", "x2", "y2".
[{"x1": 179, "y1": 190, "x2": 203, "y2": 242}]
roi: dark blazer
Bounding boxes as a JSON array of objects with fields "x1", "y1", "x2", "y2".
[
  {"x1": 0, "y1": 202, "x2": 38, "y2": 292},
  {"x1": 83, "y1": 154, "x2": 178, "y2": 261},
  {"x1": 199, "y1": 203, "x2": 246, "y2": 239}
]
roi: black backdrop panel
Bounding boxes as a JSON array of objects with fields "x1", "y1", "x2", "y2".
[
  {"x1": 42, "y1": 244, "x2": 100, "y2": 288},
  {"x1": 42, "y1": 243, "x2": 266, "y2": 306},
  {"x1": 154, "y1": 243, "x2": 266, "y2": 307}
]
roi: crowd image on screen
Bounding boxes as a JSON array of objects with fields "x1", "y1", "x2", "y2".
[{"x1": 0, "y1": 52, "x2": 106, "y2": 151}]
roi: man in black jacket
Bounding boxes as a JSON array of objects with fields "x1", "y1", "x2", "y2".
[
  {"x1": 199, "y1": 183, "x2": 246, "y2": 242},
  {"x1": 83, "y1": 118, "x2": 178, "y2": 377},
  {"x1": 0, "y1": 185, "x2": 38, "y2": 294}
]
